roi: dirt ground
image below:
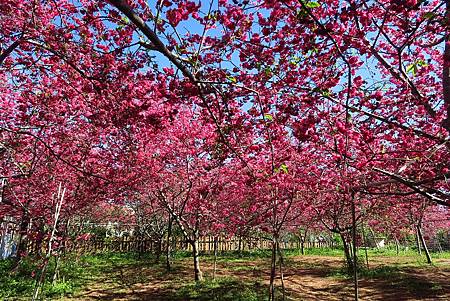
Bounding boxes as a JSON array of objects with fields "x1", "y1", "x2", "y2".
[{"x1": 68, "y1": 255, "x2": 450, "y2": 301}]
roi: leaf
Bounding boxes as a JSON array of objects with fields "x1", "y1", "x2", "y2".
[
  {"x1": 264, "y1": 113, "x2": 273, "y2": 121},
  {"x1": 280, "y1": 163, "x2": 288, "y2": 174},
  {"x1": 121, "y1": 16, "x2": 130, "y2": 24},
  {"x1": 226, "y1": 75, "x2": 237, "y2": 83},
  {"x1": 406, "y1": 60, "x2": 428, "y2": 77},
  {"x1": 406, "y1": 63, "x2": 417, "y2": 76},
  {"x1": 306, "y1": 1, "x2": 320, "y2": 8},
  {"x1": 416, "y1": 59, "x2": 428, "y2": 67}
]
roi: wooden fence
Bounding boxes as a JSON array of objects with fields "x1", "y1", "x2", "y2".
[{"x1": 63, "y1": 236, "x2": 337, "y2": 254}]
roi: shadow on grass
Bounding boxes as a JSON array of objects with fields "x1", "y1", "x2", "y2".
[{"x1": 76, "y1": 277, "x2": 269, "y2": 301}]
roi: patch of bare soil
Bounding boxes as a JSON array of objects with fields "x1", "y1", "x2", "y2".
[{"x1": 66, "y1": 255, "x2": 450, "y2": 300}]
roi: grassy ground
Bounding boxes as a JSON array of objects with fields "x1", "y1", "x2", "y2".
[{"x1": 1, "y1": 247, "x2": 449, "y2": 300}]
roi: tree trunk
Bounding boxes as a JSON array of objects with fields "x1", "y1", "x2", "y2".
[
  {"x1": 351, "y1": 195, "x2": 359, "y2": 301},
  {"x1": 415, "y1": 227, "x2": 422, "y2": 255},
  {"x1": 361, "y1": 225, "x2": 369, "y2": 269},
  {"x1": 340, "y1": 232, "x2": 353, "y2": 270},
  {"x1": 192, "y1": 238, "x2": 203, "y2": 281},
  {"x1": 52, "y1": 256, "x2": 60, "y2": 285},
  {"x1": 213, "y1": 236, "x2": 218, "y2": 280},
  {"x1": 299, "y1": 232, "x2": 306, "y2": 255},
  {"x1": 369, "y1": 227, "x2": 377, "y2": 249},
  {"x1": 416, "y1": 224, "x2": 432, "y2": 264},
  {"x1": 155, "y1": 237, "x2": 162, "y2": 263},
  {"x1": 394, "y1": 237, "x2": 400, "y2": 256},
  {"x1": 269, "y1": 238, "x2": 277, "y2": 301},
  {"x1": 166, "y1": 217, "x2": 173, "y2": 271},
  {"x1": 276, "y1": 240, "x2": 286, "y2": 301},
  {"x1": 15, "y1": 213, "x2": 30, "y2": 263},
  {"x1": 442, "y1": 0, "x2": 450, "y2": 131}
]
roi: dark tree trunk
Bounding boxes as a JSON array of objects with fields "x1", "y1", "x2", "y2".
[
  {"x1": 269, "y1": 238, "x2": 277, "y2": 301},
  {"x1": 369, "y1": 227, "x2": 377, "y2": 249},
  {"x1": 155, "y1": 237, "x2": 162, "y2": 263},
  {"x1": 300, "y1": 238, "x2": 305, "y2": 255},
  {"x1": 276, "y1": 240, "x2": 286, "y2": 301},
  {"x1": 166, "y1": 217, "x2": 173, "y2": 271},
  {"x1": 238, "y1": 235, "x2": 242, "y2": 256},
  {"x1": 351, "y1": 195, "x2": 359, "y2": 301},
  {"x1": 340, "y1": 232, "x2": 353, "y2": 270},
  {"x1": 443, "y1": 0, "x2": 450, "y2": 131},
  {"x1": 15, "y1": 213, "x2": 30, "y2": 263},
  {"x1": 213, "y1": 236, "x2": 218, "y2": 280}
]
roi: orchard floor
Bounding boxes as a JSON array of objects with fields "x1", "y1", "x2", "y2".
[
  {"x1": 67, "y1": 251, "x2": 450, "y2": 300},
  {"x1": 3, "y1": 250, "x2": 450, "y2": 300}
]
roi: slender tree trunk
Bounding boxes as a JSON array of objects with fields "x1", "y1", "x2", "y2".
[
  {"x1": 394, "y1": 236, "x2": 400, "y2": 256},
  {"x1": 276, "y1": 240, "x2": 286, "y2": 301},
  {"x1": 33, "y1": 184, "x2": 65, "y2": 301},
  {"x1": 155, "y1": 237, "x2": 162, "y2": 263},
  {"x1": 437, "y1": 240, "x2": 443, "y2": 253},
  {"x1": 415, "y1": 227, "x2": 422, "y2": 255},
  {"x1": 269, "y1": 238, "x2": 277, "y2": 301},
  {"x1": 238, "y1": 235, "x2": 242, "y2": 255},
  {"x1": 340, "y1": 232, "x2": 353, "y2": 270},
  {"x1": 361, "y1": 224, "x2": 369, "y2": 270},
  {"x1": 300, "y1": 234, "x2": 305, "y2": 255},
  {"x1": 369, "y1": 227, "x2": 377, "y2": 249},
  {"x1": 351, "y1": 195, "x2": 359, "y2": 301},
  {"x1": 213, "y1": 236, "x2": 218, "y2": 280},
  {"x1": 15, "y1": 213, "x2": 30, "y2": 263},
  {"x1": 192, "y1": 238, "x2": 203, "y2": 281},
  {"x1": 416, "y1": 224, "x2": 432, "y2": 264},
  {"x1": 442, "y1": 0, "x2": 450, "y2": 131},
  {"x1": 52, "y1": 256, "x2": 60, "y2": 285},
  {"x1": 166, "y1": 217, "x2": 173, "y2": 271}
]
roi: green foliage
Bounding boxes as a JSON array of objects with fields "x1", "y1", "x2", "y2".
[
  {"x1": 45, "y1": 280, "x2": 74, "y2": 297},
  {"x1": 358, "y1": 265, "x2": 402, "y2": 279},
  {"x1": 0, "y1": 258, "x2": 36, "y2": 299},
  {"x1": 263, "y1": 113, "x2": 273, "y2": 121},
  {"x1": 226, "y1": 75, "x2": 237, "y2": 83},
  {"x1": 305, "y1": 1, "x2": 320, "y2": 9},
  {"x1": 406, "y1": 59, "x2": 428, "y2": 76}
]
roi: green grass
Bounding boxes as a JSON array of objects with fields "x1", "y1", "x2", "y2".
[
  {"x1": 1, "y1": 247, "x2": 448, "y2": 299},
  {"x1": 172, "y1": 277, "x2": 267, "y2": 301},
  {"x1": 364, "y1": 247, "x2": 450, "y2": 258},
  {"x1": 292, "y1": 247, "x2": 344, "y2": 257},
  {"x1": 0, "y1": 256, "x2": 81, "y2": 299},
  {"x1": 0, "y1": 252, "x2": 157, "y2": 299},
  {"x1": 0, "y1": 258, "x2": 35, "y2": 298}
]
